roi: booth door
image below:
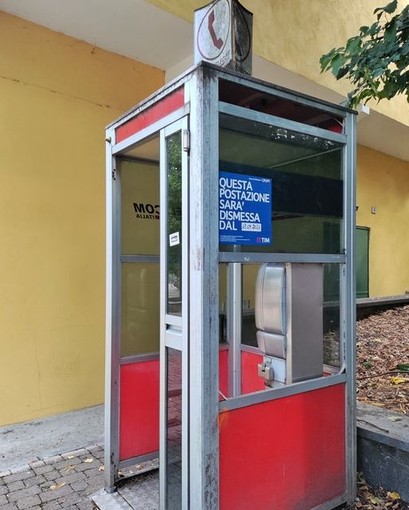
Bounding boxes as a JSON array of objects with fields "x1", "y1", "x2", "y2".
[
  {"x1": 160, "y1": 118, "x2": 189, "y2": 510},
  {"x1": 118, "y1": 157, "x2": 160, "y2": 463}
]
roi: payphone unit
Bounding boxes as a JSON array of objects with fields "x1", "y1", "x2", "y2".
[{"x1": 256, "y1": 263, "x2": 323, "y2": 386}]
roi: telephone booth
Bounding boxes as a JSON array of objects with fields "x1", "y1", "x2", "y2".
[{"x1": 104, "y1": 62, "x2": 356, "y2": 510}]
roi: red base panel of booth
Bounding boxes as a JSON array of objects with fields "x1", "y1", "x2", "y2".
[
  {"x1": 241, "y1": 350, "x2": 265, "y2": 394},
  {"x1": 219, "y1": 383, "x2": 346, "y2": 510},
  {"x1": 219, "y1": 349, "x2": 228, "y2": 399},
  {"x1": 119, "y1": 360, "x2": 160, "y2": 461},
  {"x1": 219, "y1": 349, "x2": 265, "y2": 399},
  {"x1": 120, "y1": 349, "x2": 229, "y2": 460}
]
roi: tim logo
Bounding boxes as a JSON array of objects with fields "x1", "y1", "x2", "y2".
[
  {"x1": 256, "y1": 236, "x2": 270, "y2": 244},
  {"x1": 133, "y1": 202, "x2": 160, "y2": 220}
]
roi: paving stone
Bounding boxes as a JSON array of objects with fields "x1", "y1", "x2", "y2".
[
  {"x1": 0, "y1": 471, "x2": 11, "y2": 478},
  {"x1": 87, "y1": 446, "x2": 103, "y2": 457},
  {"x1": 69, "y1": 480, "x2": 88, "y2": 493},
  {"x1": 78, "y1": 454, "x2": 98, "y2": 463},
  {"x1": 0, "y1": 494, "x2": 8, "y2": 505},
  {"x1": 40, "y1": 484, "x2": 73, "y2": 504},
  {"x1": 61, "y1": 452, "x2": 81, "y2": 461},
  {"x1": 53, "y1": 459, "x2": 82, "y2": 472},
  {"x1": 3, "y1": 472, "x2": 33, "y2": 484},
  {"x1": 43, "y1": 470, "x2": 60, "y2": 482},
  {"x1": 88, "y1": 444, "x2": 103, "y2": 451},
  {"x1": 41, "y1": 501, "x2": 62, "y2": 510},
  {"x1": 58, "y1": 492, "x2": 82, "y2": 507},
  {"x1": 26, "y1": 459, "x2": 40, "y2": 467},
  {"x1": 0, "y1": 486, "x2": 9, "y2": 496},
  {"x1": 23, "y1": 475, "x2": 46, "y2": 489},
  {"x1": 0, "y1": 503, "x2": 18, "y2": 510},
  {"x1": 9, "y1": 467, "x2": 30, "y2": 476},
  {"x1": 62, "y1": 450, "x2": 87, "y2": 460},
  {"x1": 78, "y1": 467, "x2": 101, "y2": 478},
  {"x1": 28, "y1": 461, "x2": 44, "y2": 470},
  {"x1": 32, "y1": 464, "x2": 55, "y2": 476},
  {"x1": 8, "y1": 485, "x2": 41, "y2": 502},
  {"x1": 6, "y1": 482, "x2": 25, "y2": 493},
  {"x1": 16, "y1": 494, "x2": 41, "y2": 510},
  {"x1": 82, "y1": 475, "x2": 104, "y2": 495},
  {"x1": 55, "y1": 472, "x2": 85, "y2": 486},
  {"x1": 75, "y1": 500, "x2": 94, "y2": 510},
  {"x1": 43, "y1": 456, "x2": 63, "y2": 466},
  {"x1": 74, "y1": 463, "x2": 100, "y2": 474}
]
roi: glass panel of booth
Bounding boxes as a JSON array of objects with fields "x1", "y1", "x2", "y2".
[
  {"x1": 165, "y1": 347, "x2": 182, "y2": 509},
  {"x1": 160, "y1": 120, "x2": 188, "y2": 510},
  {"x1": 219, "y1": 263, "x2": 342, "y2": 396},
  {"x1": 166, "y1": 132, "x2": 183, "y2": 318},
  {"x1": 114, "y1": 138, "x2": 162, "y2": 468},
  {"x1": 121, "y1": 262, "x2": 159, "y2": 357},
  {"x1": 217, "y1": 111, "x2": 346, "y2": 400},
  {"x1": 119, "y1": 147, "x2": 160, "y2": 358},
  {"x1": 218, "y1": 114, "x2": 344, "y2": 254},
  {"x1": 218, "y1": 78, "x2": 345, "y2": 134}
]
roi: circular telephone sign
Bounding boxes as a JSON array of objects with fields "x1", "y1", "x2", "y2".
[{"x1": 196, "y1": 0, "x2": 230, "y2": 61}]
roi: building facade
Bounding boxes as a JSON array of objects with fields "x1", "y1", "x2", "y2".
[{"x1": 0, "y1": 0, "x2": 408, "y2": 426}]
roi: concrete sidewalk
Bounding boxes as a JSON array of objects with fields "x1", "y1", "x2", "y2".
[
  {"x1": 0, "y1": 406, "x2": 105, "y2": 510},
  {"x1": 0, "y1": 406, "x2": 104, "y2": 472}
]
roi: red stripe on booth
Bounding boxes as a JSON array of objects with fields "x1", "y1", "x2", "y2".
[{"x1": 116, "y1": 88, "x2": 185, "y2": 143}]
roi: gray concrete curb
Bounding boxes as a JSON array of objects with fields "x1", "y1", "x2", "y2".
[{"x1": 357, "y1": 402, "x2": 409, "y2": 503}]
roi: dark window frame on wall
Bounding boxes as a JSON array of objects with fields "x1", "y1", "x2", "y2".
[
  {"x1": 356, "y1": 226, "x2": 369, "y2": 299},
  {"x1": 323, "y1": 224, "x2": 369, "y2": 301}
]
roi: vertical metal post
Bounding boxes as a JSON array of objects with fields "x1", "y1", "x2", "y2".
[
  {"x1": 227, "y1": 263, "x2": 242, "y2": 397},
  {"x1": 188, "y1": 66, "x2": 220, "y2": 509},
  {"x1": 159, "y1": 128, "x2": 167, "y2": 510},
  {"x1": 104, "y1": 126, "x2": 121, "y2": 490},
  {"x1": 344, "y1": 111, "x2": 357, "y2": 503},
  {"x1": 181, "y1": 117, "x2": 190, "y2": 510}
]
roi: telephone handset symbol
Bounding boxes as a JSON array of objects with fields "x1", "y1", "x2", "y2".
[{"x1": 208, "y1": 9, "x2": 223, "y2": 50}]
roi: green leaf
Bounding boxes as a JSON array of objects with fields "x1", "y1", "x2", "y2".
[
  {"x1": 384, "y1": 0, "x2": 398, "y2": 14},
  {"x1": 336, "y1": 67, "x2": 349, "y2": 79},
  {"x1": 384, "y1": 20, "x2": 397, "y2": 45},
  {"x1": 346, "y1": 36, "x2": 361, "y2": 54},
  {"x1": 319, "y1": 53, "x2": 333, "y2": 72},
  {"x1": 374, "y1": 0, "x2": 398, "y2": 18},
  {"x1": 331, "y1": 53, "x2": 347, "y2": 76},
  {"x1": 368, "y1": 22, "x2": 379, "y2": 36}
]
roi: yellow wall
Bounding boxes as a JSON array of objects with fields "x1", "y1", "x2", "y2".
[
  {"x1": 148, "y1": 0, "x2": 409, "y2": 127},
  {"x1": 357, "y1": 146, "x2": 409, "y2": 297},
  {"x1": 0, "y1": 11, "x2": 164, "y2": 426}
]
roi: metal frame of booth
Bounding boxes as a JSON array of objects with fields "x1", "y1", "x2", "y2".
[{"x1": 105, "y1": 62, "x2": 356, "y2": 510}]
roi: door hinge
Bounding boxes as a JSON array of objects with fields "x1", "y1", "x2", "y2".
[
  {"x1": 183, "y1": 129, "x2": 190, "y2": 153},
  {"x1": 112, "y1": 166, "x2": 117, "y2": 180}
]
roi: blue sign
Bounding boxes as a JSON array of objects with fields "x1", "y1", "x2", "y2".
[{"x1": 219, "y1": 171, "x2": 272, "y2": 245}]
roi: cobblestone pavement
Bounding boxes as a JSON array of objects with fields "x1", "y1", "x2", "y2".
[{"x1": 0, "y1": 445, "x2": 104, "y2": 510}]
